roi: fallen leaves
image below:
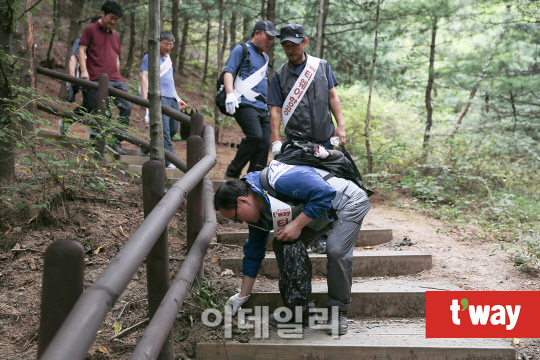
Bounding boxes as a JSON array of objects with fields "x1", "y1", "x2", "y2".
[
  {"x1": 221, "y1": 269, "x2": 234, "y2": 277},
  {"x1": 94, "y1": 245, "x2": 104, "y2": 255},
  {"x1": 28, "y1": 213, "x2": 39, "y2": 224},
  {"x1": 119, "y1": 226, "x2": 127, "y2": 238},
  {"x1": 211, "y1": 256, "x2": 220, "y2": 263},
  {"x1": 113, "y1": 321, "x2": 122, "y2": 335},
  {"x1": 97, "y1": 346, "x2": 109, "y2": 354}
]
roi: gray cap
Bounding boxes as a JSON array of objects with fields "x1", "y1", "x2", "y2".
[
  {"x1": 254, "y1": 20, "x2": 279, "y2": 37},
  {"x1": 279, "y1": 24, "x2": 306, "y2": 44}
]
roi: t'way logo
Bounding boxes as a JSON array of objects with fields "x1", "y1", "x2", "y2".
[{"x1": 426, "y1": 291, "x2": 540, "y2": 338}]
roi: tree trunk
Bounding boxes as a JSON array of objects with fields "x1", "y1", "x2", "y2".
[
  {"x1": 364, "y1": 0, "x2": 381, "y2": 174},
  {"x1": 243, "y1": 14, "x2": 251, "y2": 42},
  {"x1": 423, "y1": 16, "x2": 438, "y2": 151},
  {"x1": 0, "y1": 0, "x2": 35, "y2": 181},
  {"x1": 449, "y1": 32, "x2": 503, "y2": 136},
  {"x1": 59, "y1": 0, "x2": 85, "y2": 99},
  {"x1": 215, "y1": 0, "x2": 224, "y2": 143},
  {"x1": 315, "y1": 0, "x2": 329, "y2": 58},
  {"x1": 266, "y1": 0, "x2": 276, "y2": 79},
  {"x1": 170, "y1": 0, "x2": 179, "y2": 67},
  {"x1": 45, "y1": 0, "x2": 60, "y2": 68},
  {"x1": 217, "y1": 0, "x2": 224, "y2": 75},
  {"x1": 140, "y1": 17, "x2": 147, "y2": 59},
  {"x1": 230, "y1": 12, "x2": 237, "y2": 50},
  {"x1": 160, "y1": 0, "x2": 164, "y2": 32},
  {"x1": 177, "y1": 17, "x2": 189, "y2": 74},
  {"x1": 149, "y1": 0, "x2": 165, "y2": 164},
  {"x1": 260, "y1": 0, "x2": 266, "y2": 19},
  {"x1": 201, "y1": 13, "x2": 211, "y2": 86},
  {"x1": 122, "y1": 11, "x2": 137, "y2": 78}
]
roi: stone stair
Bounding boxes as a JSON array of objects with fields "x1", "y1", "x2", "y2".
[
  {"x1": 208, "y1": 225, "x2": 516, "y2": 359},
  {"x1": 197, "y1": 323, "x2": 514, "y2": 359},
  {"x1": 220, "y1": 251, "x2": 433, "y2": 279},
  {"x1": 41, "y1": 131, "x2": 515, "y2": 359}
]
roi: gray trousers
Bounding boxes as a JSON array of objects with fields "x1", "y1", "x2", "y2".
[
  {"x1": 326, "y1": 200, "x2": 370, "y2": 311},
  {"x1": 274, "y1": 199, "x2": 370, "y2": 312}
]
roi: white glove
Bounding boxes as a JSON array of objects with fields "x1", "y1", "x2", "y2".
[
  {"x1": 225, "y1": 293, "x2": 250, "y2": 316},
  {"x1": 272, "y1": 141, "x2": 282, "y2": 158},
  {"x1": 225, "y1": 93, "x2": 240, "y2": 115},
  {"x1": 144, "y1": 109, "x2": 149, "y2": 124}
]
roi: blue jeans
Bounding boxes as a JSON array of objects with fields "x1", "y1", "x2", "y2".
[
  {"x1": 139, "y1": 97, "x2": 179, "y2": 166},
  {"x1": 162, "y1": 96, "x2": 179, "y2": 166}
]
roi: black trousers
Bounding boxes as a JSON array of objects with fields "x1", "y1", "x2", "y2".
[
  {"x1": 86, "y1": 80, "x2": 132, "y2": 146},
  {"x1": 226, "y1": 105, "x2": 271, "y2": 177}
]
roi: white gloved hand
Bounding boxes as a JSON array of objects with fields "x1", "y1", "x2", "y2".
[
  {"x1": 272, "y1": 141, "x2": 282, "y2": 158},
  {"x1": 225, "y1": 93, "x2": 240, "y2": 115},
  {"x1": 225, "y1": 293, "x2": 250, "y2": 316}
]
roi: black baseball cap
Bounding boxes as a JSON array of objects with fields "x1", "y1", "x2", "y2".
[
  {"x1": 253, "y1": 20, "x2": 279, "y2": 37},
  {"x1": 279, "y1": 24, "x2": 306, "y2": 44}
]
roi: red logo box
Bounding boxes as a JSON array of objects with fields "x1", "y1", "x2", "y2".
[{"x1": 426, "y1": 291, "x2": 540, "y2": 338}]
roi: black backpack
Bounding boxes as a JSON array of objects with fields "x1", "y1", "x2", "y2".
[
  {"x1": 273, "y1": 140, "x2": 374, "y2": 197},
  {"x1": 215, "y1": 43, "x2": 249, "y2": 116}
]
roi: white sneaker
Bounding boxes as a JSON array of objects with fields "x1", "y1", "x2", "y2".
[{"x1": 167, "y1": 163, "x2": 177, "y2": 169}]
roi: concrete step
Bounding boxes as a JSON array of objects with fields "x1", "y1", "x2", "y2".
[
  {"x1": 219, "y1": 251, "x2": 432, "y2": 279},
  {"x1": 242, "y1": 279, "x2": 461, "y2": 318},
  {"x1": 196, "y1": 322, "x2": 514, "y2": 360},
  {"x1": 217, "y1": 229, "x2": 392, "y2": 249},
  {"x1": 127, "y1": 164, "x2": 185, "y2": 178},
  {"x1": 122, "y1": 148, "x2": 140, "y2": 156},
  {"x1": 243, "y1": 280, "x2": 459, "y2": 318},
  {"x1": 116, "y1": 155, "x2": 150, "y2": 166}
]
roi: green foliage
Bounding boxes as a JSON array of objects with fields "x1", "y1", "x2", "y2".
[
  {"x1": 194, "y1": 278, "x2": 227, "y2": 311},
  {"x1": 0, "y1": 87, "x2": 136, "y2": 222}
]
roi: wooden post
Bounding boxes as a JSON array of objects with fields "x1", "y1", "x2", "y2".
[
  {"x1": 143, "y1": 160, "x2": 174, "y2": 360},
  {"x1": 186, "y1": 113, "x2": 204, "y2": 282},
  {"x1": 38, "y1": 241, "x2": 84, "y2": 358}
]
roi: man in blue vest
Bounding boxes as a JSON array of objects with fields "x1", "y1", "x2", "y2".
[
  {"x1": 268, "y1": 24, "x2": 347, "y2": 156},
  {"x1": 214, "y1": 161, "x2": 370, "y2": 335},
  {"x1": 222, "y1": 20, "x2": 278, "y2": 180}
]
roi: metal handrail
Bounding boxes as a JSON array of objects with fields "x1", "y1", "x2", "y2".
[
  {"x1": 36, "y1": 67, "x2": 217, "y2": 360},
  {"x1": 131, "y1": 177, "x2": 217, "y2": 359},
  {"x1": 36, "y1": 103, "x2": 189, "y2": 172},
  {"x1": 36, "y1": 66, "x2": 191, "y2": 126}
]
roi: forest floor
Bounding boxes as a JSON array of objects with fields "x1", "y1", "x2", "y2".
[{"x1": 0, "y1": 9, "x2": 538, "y2": 359}]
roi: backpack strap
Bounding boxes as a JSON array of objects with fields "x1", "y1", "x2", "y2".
[
  {"x1": 259, "y1": 168, "x2": 295, "y2": 203},
  {"x1": 238, "y1": 43, "x2": 249, "y2": 77},
  {"x1": 260, "y1": 167, "x2": 338, "y2": 220},
  {"x1": 322, "y1": 173, "x2": 334, "y2": 182}
]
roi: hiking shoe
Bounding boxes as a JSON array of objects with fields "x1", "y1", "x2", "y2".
[
  {"x1": 269, "y1": 304, "x2": 318, "y2": 327},
  {"x1": 137, "y1": 148, "x2": 150, "y2": 157},
  {"x1": 223, "y1": 173, "x2": 239, "y2": 181},
  {"x1": 312, "y1": 234, "x2": 327, "y2": 254},
  {"x1": 326, "y1": 309, "x2": 348, "y2": 336},
  {"x1": 112, "y1": 144, "x2": 127, "y2": 155},
  {"x1": 167, "y1": 163, "x2": 177, "y2": 169}
]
